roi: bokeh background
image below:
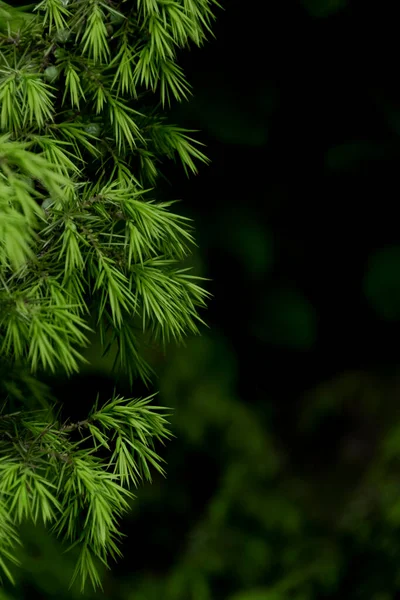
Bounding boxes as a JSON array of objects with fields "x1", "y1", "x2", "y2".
[{"x1": 4, "y1": 0, "x2": 400, "y2": 598}]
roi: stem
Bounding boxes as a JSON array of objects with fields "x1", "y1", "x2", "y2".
[{"x1": 61, "y1": 419, "x2": 90, "y2": 432}]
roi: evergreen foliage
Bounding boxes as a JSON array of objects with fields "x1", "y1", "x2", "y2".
[{"x1": 0, "y1": 0, "x2": 219, "y2": 590}]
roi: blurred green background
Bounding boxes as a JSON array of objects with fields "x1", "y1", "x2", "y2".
[{"x1": 5, "y1": 0, "x2": 400, "y2": 598}]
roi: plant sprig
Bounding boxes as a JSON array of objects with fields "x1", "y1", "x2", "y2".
[{"x1": 0, "y1": 0, "x2": 219, "y2": 589}]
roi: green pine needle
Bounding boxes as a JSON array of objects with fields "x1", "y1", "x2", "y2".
[{"x1": 0, "y1": 0, "x2": 219, "y2": 590}]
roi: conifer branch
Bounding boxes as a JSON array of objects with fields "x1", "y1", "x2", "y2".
[{"x1": 0, "y1": 0, "x2": 220, "y2": 589}]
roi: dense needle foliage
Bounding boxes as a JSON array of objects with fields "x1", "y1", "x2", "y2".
[{"x1": 0, "y1": 0, "x2": 219, "y2": 590}]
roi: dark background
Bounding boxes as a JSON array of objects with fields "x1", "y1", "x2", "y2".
[{"x1": 7, "y1": 1, "x2": 400, "y2": 599}]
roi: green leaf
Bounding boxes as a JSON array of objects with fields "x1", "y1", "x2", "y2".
[
  {"x1": 254, "y1": 287, "x2": 317, "y2": 349},
  {"x1": 230, "y1": 590, "x2": 284, "y2": 600},
  {"x1": 301, "y1": 0, "x2": 347, "y2": 18},
  {"x1": 363, "y1": 246, "x2": 400, "y2": 321}
]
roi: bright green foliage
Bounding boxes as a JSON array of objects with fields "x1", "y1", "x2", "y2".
[
  {"x1": 0, "y1": 0, "x2": 218, "y2": 590},
  {"x1": 0, "y1": 392, "x2": 172, "y2": 591}
]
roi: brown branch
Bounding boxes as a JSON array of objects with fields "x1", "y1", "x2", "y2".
[{"x1": 60, "y1": 419, "x2": 90, "y2": 432}]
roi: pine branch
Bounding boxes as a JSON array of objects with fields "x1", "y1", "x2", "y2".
[
  {"x1": 0, "y1": 0, "x2": 219, "y2": 589},
  {"x1": 0, "y1": 392, "x2": 172, "y2": 589}
]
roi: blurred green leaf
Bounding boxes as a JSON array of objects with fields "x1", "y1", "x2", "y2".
[
  {"x1": 325, "y1": 141, "x2": 386, "y2": 171},
  {"x1": 181, "y1": 78, "x2": 271, "y2": 146},
  {"x1": 202, "y1": 103, "x2": 268, "y2": 146},
  {"x1": 363, "y1": 246, "x2": 400, "y2": 320},
  {"x1": 12, "y1": 522, "x2": 98, "y2": 599},
  {"x1": 240, "y1": 538, "x2": 272, "y2": 583},
  {"x1": 161, "y1": 334, "x2": 238, "y2": 404},
  {"x1": 222, "y1": 210, "x2": 273, "y2": 278},
  {"x1": 382, "y1": 422, "x2": 400, "y2": 460},
  {"x1": 230, "y1": 590, "x2": 284, "y2": 600},
  {"x1": 254, "y1": 288, "x2": 317, "y2": 349},
  {"x1": 302, "y1": 0, "x2": 347, "y2": 18},
  {"x1": 244, "y1": 491, "x2": 302, "y2": 535}
]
